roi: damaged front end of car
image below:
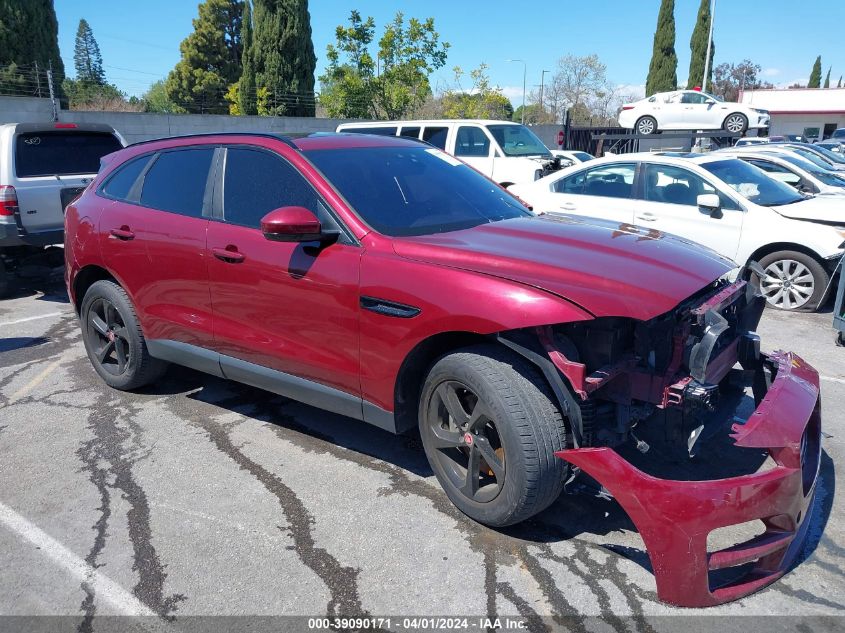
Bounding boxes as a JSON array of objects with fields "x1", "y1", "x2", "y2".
[{"x1": 500, "y1": 264, "x2": 822, "y2": 607}]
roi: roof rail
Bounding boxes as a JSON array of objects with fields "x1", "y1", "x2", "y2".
[{"x1": 126, "y1": 131, "x2": 311, "y2": 150}]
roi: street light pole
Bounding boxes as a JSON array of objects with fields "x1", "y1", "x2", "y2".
[
  {"x1": 702, "y1": 0, "x2": 716, "y2": 93},
  {"x1": 507, "y1": 59, "x2": 527, "y2": 124},
  {"x1": 540, "y1": 69, "x2": 550, "y2": 117}
]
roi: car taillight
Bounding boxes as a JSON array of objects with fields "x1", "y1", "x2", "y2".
[
  {"x1": 0, "y1": 185, "x2": 18, "y2": 217},
  {"x1": 621, "y1": 106, "x2": 635, "y2": 111}
]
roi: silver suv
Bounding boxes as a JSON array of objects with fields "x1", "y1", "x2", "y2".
[{"x1": 0, "y1": 122, "x2": 125, "y2": 296}]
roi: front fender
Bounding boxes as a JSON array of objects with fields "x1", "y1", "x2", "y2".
[{"x1": 358, "y1": 249, "x2": 592, "y2": 410}]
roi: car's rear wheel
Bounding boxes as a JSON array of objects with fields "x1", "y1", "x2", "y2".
[
  {"x1": 80, "y1": 280, "x2": 168, "y2": 390},
  {"x1": 758, "y1": 250, "x2": 829, "y2": 311},
  {"x1": 635, "y1": 116, "x2": 658, "y2": 135},
  {"x1": 723, "y1": 113, "x2": 749, "y2": 134},
  {"x1": 418, "y1": 344, "x2": 568, "y2": 527}
]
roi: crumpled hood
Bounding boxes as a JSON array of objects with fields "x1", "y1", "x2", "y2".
[
  {"x1": 392, "y1": 216, "x2": 735, "y2": 321},
  {"x1": 771, "y1": 196, "x2": 845, "y2": 224}
]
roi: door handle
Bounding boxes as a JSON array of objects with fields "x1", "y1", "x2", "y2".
[
  {"x1": 559, "y1": 202, "x2": 577, "y2": 211},
  {"x1": 212, "y1": 246, "x2": 245, "y2": 263},
  {"x1": 109, "y1": 226, "x2": 135, "y2": 240},
  {"x1": 635, "y1": 213, "x2": 657, "y2": 222}
]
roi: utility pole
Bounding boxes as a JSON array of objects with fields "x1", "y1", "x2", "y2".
[
  {"x1": 46, "y1": 62, "x2": 57, "y2": 122},
  {"x1": 702, "y1": 0, "x2": 716, "y2": 93},
  {"x1": 506, "y1": 59, "x2": 527, "y2": 124},
  {"x1": 539, "y1": 69, "x2": 550, "y2": 119}
]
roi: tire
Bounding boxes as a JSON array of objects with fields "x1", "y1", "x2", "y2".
[
  {"x1": 758, "y1": 251, "x2": 830, "y2": 312},
  {"x1": 418, "y1": 344, "x2": 569, "y2": 527},
  {"x1": 635, "y1": 116, "x2": 658, "y2": 135},
  {"x1": 723, "y1": 113, "x2": 748, "y2": 134},
  {"x1": 0, "y1": 258, "x2": 8, "y2": 299},
  {"x1": 80, "y1": 280, "x2": 168, "y2": 390},
  {"x1": 836, "y1": 331, "x2": 844, "y2": 347}
]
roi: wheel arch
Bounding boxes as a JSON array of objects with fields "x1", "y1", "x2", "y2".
[
  {"x1": 72, "y1": 264, "x2": 119, "y2": 314},
  {"x1": 745, "y1": 242, "x2": 826, "y2": 268}
]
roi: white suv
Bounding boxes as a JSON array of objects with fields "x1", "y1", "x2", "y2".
[
  {"x1": 336, "y1": 119, "x2": 561, "y2": 186},
  {"x1": 510, "y1": 152, "x2": 845, "y2": 311},
  {"x1": 0, "y1": 122, "x2": 125, "y2": 297}
]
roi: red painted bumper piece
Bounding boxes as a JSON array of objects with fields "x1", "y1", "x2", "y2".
[{"x1": 555, "y1": 352, "x2": 822, "y2": 607}]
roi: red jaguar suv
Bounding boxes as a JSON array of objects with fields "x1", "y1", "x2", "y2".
[{"x1": 65, "y1": 133, "x2": 821, "y2": 607}]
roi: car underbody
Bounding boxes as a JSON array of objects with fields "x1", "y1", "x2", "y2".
[{"x1": 501, "y1": 265, "x2": 822, "y2": 606}]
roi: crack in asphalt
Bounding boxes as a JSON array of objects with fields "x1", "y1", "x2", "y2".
[
  {"x1": 183, "y1": 408, "x2": 366, "y2": 618},
  {"x1": 74, "y1": 388, "x2": 185, "y2": 621}
]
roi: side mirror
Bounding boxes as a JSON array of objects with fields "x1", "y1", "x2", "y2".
[
  {"x1": 697, "y1": 193, "x2": 723, "y2": 218},
  {"x1": 260, "y1": 206, "x2": 335, "y2": 243}
]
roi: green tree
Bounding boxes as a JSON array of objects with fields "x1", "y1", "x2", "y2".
[
  {"x1": 645, "y1": 0, "x2": 677, "y2": 95},
  {"x1": 73, "y1": 19, "x2": 105, "y2": 85},
  {"x1": 710, "y1": 60, "x2": 773, "y2": 102},
  {"x1": 142, "y1": 80, "x2": 185, "y2": 113},
  {"x1": 165, "y1": 0, "x2": 244, "y2": 114},
  {"x1": 687, "y1": 0, "x2": 714, "y2": 90},
  {"x1": 0, "y1": 0, "x2": 65, "y2": 99},
  {"x1": 808, "y1": 56, "x2": 822, "y2": 88},
  {"x1": 251, "y1": 0, "x2": 316, "y2": 117},
  {"x1": 318, "y1": 10, "x2": 448, "y2": 119},
  {"x1": 441, "y1": 64, "x2": 512, "y2": 120},
  {"x1": 838, "y1": 76, "x2": 842, "y2": 88},
  {"x1": 823, "y1": 67, "x2": 831, "y2": 88},
  {"x1": 61, "y1": 78, "x2": 123, "y2": 109},
  {"x1": 237, "y1": 0, "x2": 256, "y2": 114},
  {"x1": 512, "y1": 103, "x2": 553, "y2": 125}
]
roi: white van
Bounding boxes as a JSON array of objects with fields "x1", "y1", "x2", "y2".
[{"x1": 335, "y1": 119, "x2": 562, "y2": 186}]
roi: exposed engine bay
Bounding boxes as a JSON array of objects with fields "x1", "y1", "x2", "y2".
[{"x1": 502, "y1": 263, "x2": 768, "y2": 459}]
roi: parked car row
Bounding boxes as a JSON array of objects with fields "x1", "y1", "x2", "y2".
[{"x1": 510, "y1": 150, "x2": 845, "y2": 311}]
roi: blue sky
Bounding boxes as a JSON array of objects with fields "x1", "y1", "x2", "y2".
[{"x1": 55, "y1": 0, "x2": 845, "y2": 100}]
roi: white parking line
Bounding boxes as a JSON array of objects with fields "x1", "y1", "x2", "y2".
[
  {"x1": 0, "y1": 311, "x2": 66, "y2": 327},
  {"x1": 0, "y1": 500, "x2": 156, "y2": 617}
]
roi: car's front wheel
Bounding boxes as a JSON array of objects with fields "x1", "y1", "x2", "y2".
[
  {"x1": 723, "y1": 113, "x2": 749, "y2": 134},
  {"x1": 758, "y1": 250, "x2": 830, "y2": 311},
  {"x1": 635, "y1": 116, "x2": 658, "y2": 135},
  {"x1": 80, "y1": 280, "x2": 168, "y2": 390},
  {"x1": 418, "y1": 344, "x2": 569, "y2": 527}
]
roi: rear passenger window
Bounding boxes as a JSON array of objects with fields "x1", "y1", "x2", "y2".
[
  {"x1": 140, "y1": 149, "x2": 214, "y2": 217},
  {"x1": 341, "y1": 127, "x2": 398, "y2": 136},
  {"x1": 101, "y1": 156, "x2": 150, "y2": 201},
  {"x1": 422, "y1": 127, "x2": 448, "y2": 150},
  {"x1": 223, "y1": 148, "x2": 319, "y2": 228},
  {"x1": 399, "y1": 127, "x2": 421, "y2": 139}
]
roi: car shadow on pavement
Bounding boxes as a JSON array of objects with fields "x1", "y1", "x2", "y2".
[
  {"x1": 0, "y1": 337, "x2": 49, "y2": 353},
  {"x1": 140, "y1": 363, "x2": 834, "y2": 585}
]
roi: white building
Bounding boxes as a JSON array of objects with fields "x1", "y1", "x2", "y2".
[{"x1": 739, "y1": 87, "x2": 845, "y2": 141}]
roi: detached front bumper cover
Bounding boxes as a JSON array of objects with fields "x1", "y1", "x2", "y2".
[{"x1": 556, "y1": 351, "x2": 821, "y2": 607}]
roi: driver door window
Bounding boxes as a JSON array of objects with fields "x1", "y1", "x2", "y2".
[
  {"x1": 643, "y1": 164, "x2": 738, "y2": 210},
  {"x1": 454, "y1": 127, "x2": 491, "y2": 158}
]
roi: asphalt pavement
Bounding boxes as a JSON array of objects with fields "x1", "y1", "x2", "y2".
[{"x1": 0, "y1": 278, "x2": 842, "y2": 632}]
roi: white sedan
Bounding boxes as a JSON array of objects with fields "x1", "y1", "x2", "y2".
[
  {"x1": 719, "y1": 148, "x2": 845, "y2": 197},
  {"x1": 618, "y1": 90, "x2": 770, "y2": 135},
  {"x1": 509, "y1": 153, "x2": 845, "y2": 311}
]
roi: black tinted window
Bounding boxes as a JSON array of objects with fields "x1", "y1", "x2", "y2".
[
  {"x1": 455, "y1": 127, "x2": 490, "y2": 157},
  {"x1": 422, "y1": 127, "x2": 448, "y2": 149},
  {"x1": 399, "y1": 127, "x2": 421, "y2": 139},
  {"x1": 15, "y1": 131, "x2": 122, "y2": 178},
  {"x1": 140, "y1": 149, "x2": 213, "y2": 217},
  {"x1": 101, "y1": 155, "x2": 150, "y2": 200},
  {"x1": 342, "y1": 127, "x2": 397, "y2": 136},
  {"x1": 223, "y1": 148, "x2": 318, "y2": 228}
]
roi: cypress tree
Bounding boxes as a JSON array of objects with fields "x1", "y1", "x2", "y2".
[
  {"x1": 0, "y1": 0, "x2": 65, "y2": 98},
  {"x1": 645, "y1": 0, "x2": 678, "y2": 95},
  {"x1": 251, "y1": 0, "x2": 317, "y2": 117},
  {"x1": 808, "y1": 56, "x2": 822, "y2": 88},
  {"x1": 165, "y1": 0, "x2": 244, "y2": 113},
  {"x1": 238, "y1": 0, "x2": 256, "y2": 114},
  {"x1": 838, "y1": 76, "x2": 842, "y2": 88},
  {"x1": 687, "y1": 0, "x2": 713, "y2": 90},
  {"x1": 823, "y1": 67, "x2": 831, "y2": 88},
  {"x1": 73, "y1": 19, "x2": 105, "y2": 85}
]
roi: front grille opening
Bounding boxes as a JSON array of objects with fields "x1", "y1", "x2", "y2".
[
  {"x1": 707, "y1": 520, "x2": 767, "y2": 555},
  {"x1": 802, "y1": 407, "x2": 821, "y2": 496},
  {"x1": 708, "y1": 561, "x2": 758, "y2": 592}
]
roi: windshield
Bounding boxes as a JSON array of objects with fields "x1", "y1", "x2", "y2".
[
  {"x1": 702, "y1": 159, "x2": 804, "y2": 206},
  {"x1": 304, "y1": 146, "x2": 531, "y2": 237},
  {"x1": 486, "y1": 124, "x2": 551, "y2": 158},
  {"x1": 808, "y1": 144, "x2": 845, "y2": 164},
  {"x1": 787, "y1": 147, "x2": 841, "y2": 169},
  {"x1": 778, "y1": 154, "x2": 845, "y2": 187},
  {"x1": 573, "y1": 152, "x2": 595, "y2": 161}
]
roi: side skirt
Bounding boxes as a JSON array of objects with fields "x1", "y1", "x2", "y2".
[{"x1": 147, "y1": 339, "x2": 398, "y2": 433}]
